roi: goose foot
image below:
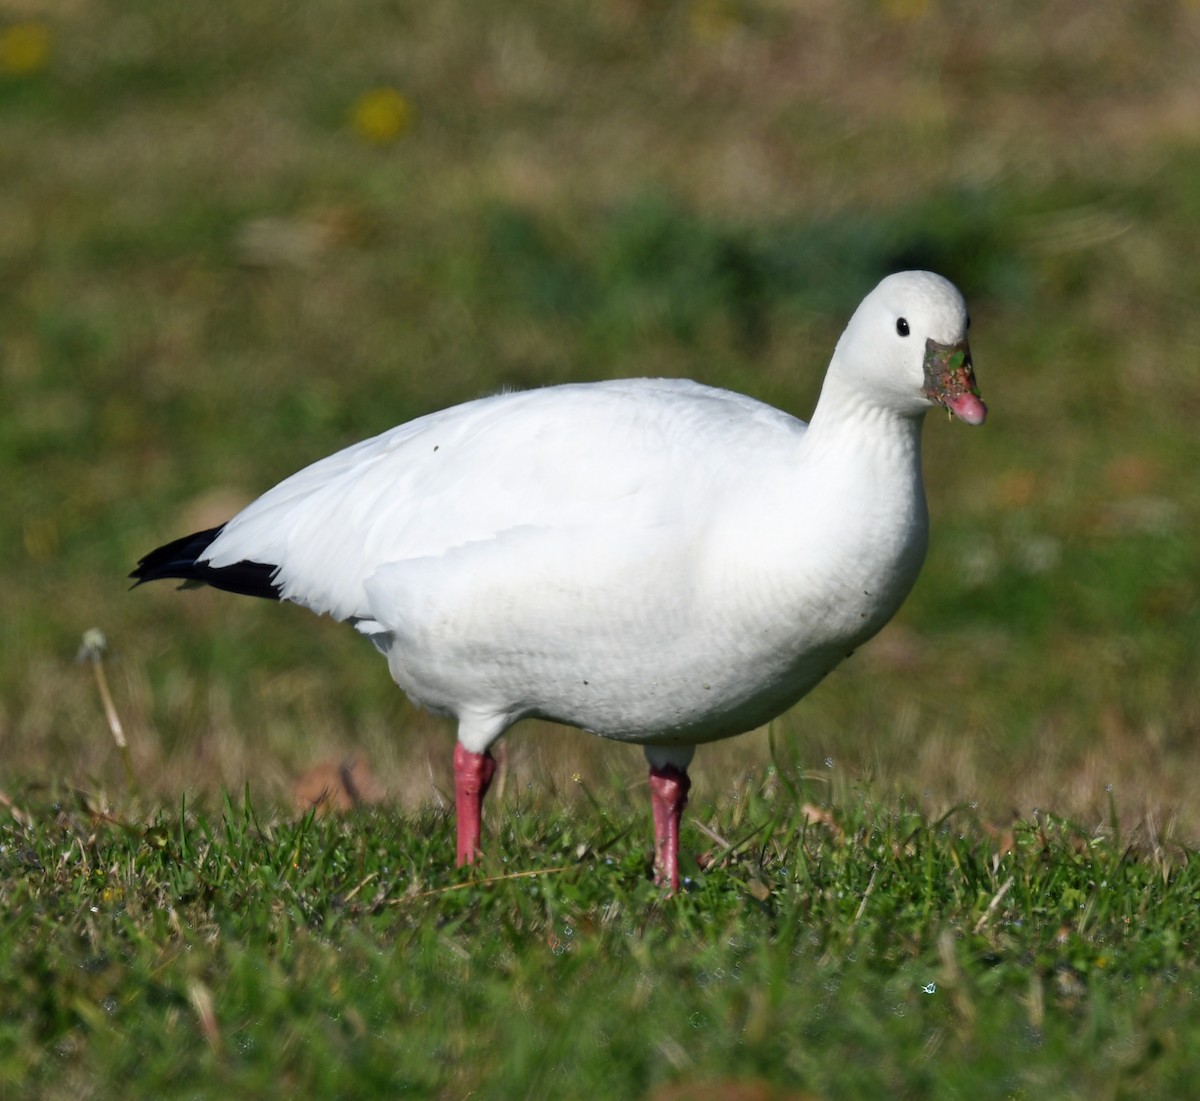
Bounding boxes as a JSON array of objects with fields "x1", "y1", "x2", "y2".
[
  {"x1": 454, "y1": 743, "x2": 496, "y2": 865},
  {"x1": 649, "y1": 763, "x2": 691, "y2": 892}
]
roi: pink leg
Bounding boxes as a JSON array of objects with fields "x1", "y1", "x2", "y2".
[
  {"x1": 649, "y1": 763, "x2": 691, "y2": 892},
  {"x1": 454, "y1": 743, "x2": 497, "y2": 866}
]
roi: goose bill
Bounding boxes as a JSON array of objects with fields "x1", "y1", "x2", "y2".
[{"x1": 923, "y1": 337, "x2": 986, "y2": 426}]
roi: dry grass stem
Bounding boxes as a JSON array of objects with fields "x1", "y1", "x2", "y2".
[
  {"x1": 387, "y1": 864, "x2": 576, "y2": 905},
  {"x1": 973, "y1": 876, "x2": 1015, "y2": 934}
]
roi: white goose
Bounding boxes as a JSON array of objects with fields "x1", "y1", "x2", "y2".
[{"x1": 133, "y1": 270, "x2": 985, "y2": 890}]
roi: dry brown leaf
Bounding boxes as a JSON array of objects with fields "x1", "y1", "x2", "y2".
[
  {"x1": 293, "y1": 757, "x2": 386, "y2": 815},
  {"x1": 800, "y1": 803, "x2": 841, "y2": 835}
]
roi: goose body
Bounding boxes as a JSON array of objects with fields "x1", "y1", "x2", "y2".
[{"x1": 133, "y1": 270, "x2": 986, "y2": 889}]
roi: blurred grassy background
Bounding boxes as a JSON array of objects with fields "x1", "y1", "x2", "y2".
[{"x1": 2, "y1": 0, "x2": 1198, "y2": 833}]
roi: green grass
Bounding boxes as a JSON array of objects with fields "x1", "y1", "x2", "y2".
[
  {"x1": 4, "y1": 786, "x2": 1200, "y2": 1100},
  {"x1": 3, "y1": 1, "x2": 1200, "y2": 1096}
]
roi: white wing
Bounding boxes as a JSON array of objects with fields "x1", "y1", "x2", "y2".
[{"x1": 202, "y1": 378, "x2": 805, "y2": 623}]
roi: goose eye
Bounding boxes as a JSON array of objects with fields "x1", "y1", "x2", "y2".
[{"x1": 896, "y1": 318, "x2": 910, "y2": 337}]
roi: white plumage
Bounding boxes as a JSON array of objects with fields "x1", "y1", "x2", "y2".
[{"x1": 133, "y1": 270, "x2": 986, "y2": 889}]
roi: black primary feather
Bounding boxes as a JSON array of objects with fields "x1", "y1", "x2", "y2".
[{"x1": 130, "y1": 525, "x2": 282, "y2": 600}]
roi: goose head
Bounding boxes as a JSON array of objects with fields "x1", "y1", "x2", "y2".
[{"x1": 830, "y1": 270, "x2": 987, "y2": 426}]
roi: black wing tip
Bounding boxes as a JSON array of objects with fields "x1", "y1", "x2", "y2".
[
  {"x1": 130, "y1": 525, "x2": 283, "y2": 601},
  {"x1": 130, "y1": 526, "x2": 224, "y2": 585}
]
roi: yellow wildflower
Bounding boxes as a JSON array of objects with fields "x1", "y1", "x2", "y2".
[
  {"x1": 0, "y1": 21, "x2": 51, "y2": 76},
  {"x1": 690, "y1": 0, "x2": 743, "y2": 41},
  {"x1": 878, "y1": 0, "x2": 931, "y2": 20},
  {"x1": 350, "y1": 87, "x2": 414, "y2": 145}
]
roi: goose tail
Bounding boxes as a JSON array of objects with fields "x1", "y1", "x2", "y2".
[{"x1": 130, "y1": 525, "x2": 282, "y2": 600}]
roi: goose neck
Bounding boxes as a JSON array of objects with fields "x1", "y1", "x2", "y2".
[{"x1": 803, "y1": 373, "x2": 924, "y2": 462}]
